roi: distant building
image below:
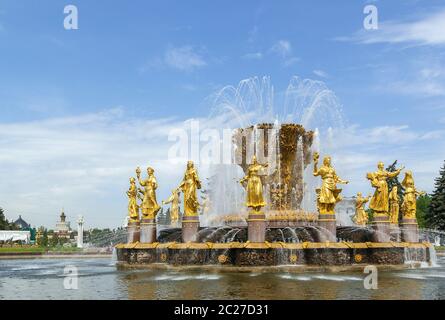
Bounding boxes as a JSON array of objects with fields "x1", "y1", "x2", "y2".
[
  {"x1": 14, "y1": 215, "x2": 30, "y2": 230},
  {"x1": 54, "y1": 209, "x2": 71, "y2": 239}
]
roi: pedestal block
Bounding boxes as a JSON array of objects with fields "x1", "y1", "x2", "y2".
[
  {"x1": 182, "y1": 215, "x2": 200, "y2": 243},
  {"x1": 389, "y1": 224, "x2": 401, "y2": 242},
  {"x1": 140, "y1": 218, "x2": 157, "y2": 243},
  {"x1": 127, "y1": 221, "x2": 140, "y2": 244},
  {"x1": 372, "y1": 215, "x2": 391, "y2": 242},
  {"x1": 317, "y1": 214, "x2": 337, "y2": 242},
  {"x1": 401, "y1": 218, "x2": 419, "y2": 243},
  {"x1": 247, "y1": 212, "x2": 266, "y2": 243}
]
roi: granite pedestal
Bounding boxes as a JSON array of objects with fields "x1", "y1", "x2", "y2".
[
  {"x1": 317, "y1": 214, "x2": 337, "y2": 242},
  {"x1": 140, "y1": 218, "x2": 157, "y2": 243},
  {"x1": 182, "y1": 215, "x2": 200, "y2": 242},
  {"x1": 371, "y1": 214, "x2": 391, "y2": 242},
  {"x1": 247, "y1": 212, "x2": 266, "y2": 243},
  {"x1": 127, "y1": 221, "x2": 140, "y2": 244}
]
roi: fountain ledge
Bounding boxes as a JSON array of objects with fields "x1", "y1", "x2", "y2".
[
  {"x1": 115, "y1": 241, "x2": 433, "y2": 266},
  {"x1": 115, "y1": 241, "x2": 432, "y2": 250}
]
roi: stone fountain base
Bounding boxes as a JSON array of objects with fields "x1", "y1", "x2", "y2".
[{"x1": 115, "y1": 242, "x2": 433, "y2": 267}]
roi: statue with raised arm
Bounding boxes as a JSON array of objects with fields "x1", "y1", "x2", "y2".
[
  {"x1": 178, "y1": 161, "x2": 202, "y2": 217},
  {"x1": 162, "y1": 188, "x2": 181, "y2": 223},
  {"x1": 353, "y1": 192, "x2": 371, "y2": 226},
  {"x1": 240, "y1": 155, "x2": 268, "y2": 212},
  {"x1": 389, "y1": 186, "x2": 400, "y2": 224},
  {"x1": 313, "y1": 152, "x2": 349, "y2": 215},
  {"x1": 401, "y1": 171, "x2": 425, "y2": 220},
  {"x1": 126, "y1": 177, "x2": 140, "y2": 223},
  {"x1": 136, "y1": 166, "x2": 161, "y2": 220},
  {"x1": 367, "y1": 162, "x2": 404, "y2": 216}
]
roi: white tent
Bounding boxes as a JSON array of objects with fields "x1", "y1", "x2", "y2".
[{"x1": 0, "y1": 230, "x2": 31, "y2": 243}]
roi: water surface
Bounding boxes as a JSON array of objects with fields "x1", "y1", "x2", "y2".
[{"x1": 1, "y1": 256, "x2": 444, "y2": 299}]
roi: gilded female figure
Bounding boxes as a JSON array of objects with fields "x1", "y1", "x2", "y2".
[
  {"x1": 389, "y1": 186, "x2": 400, "y2": 224},
  {"x1": 353, "y1": 192, "x2": 370, "y2": 226},
  {"x1": 240, "y1": 155, "x2": 268, "y2": 212},
  {"x1": 367, "y1": 162, "x2": 403, "y2": 216},
  {"x1": 163, "y1": 188, "x2": 181, "y2": 223},
  {"x1": 401, "y1": 171, "x2": 425, "y2": 220},
  {"x1": 313, "y1": 153, "x2": 348, "y2": 215},
  {"x1": 136, "y1": 166, "x2": 161, "y2": 220},
  {"x1": 178, "y1": 161, "x2": 202, "y2": 216},
  {"x1": 126, "y1": 177, "x2": 140, "y2": 222}
]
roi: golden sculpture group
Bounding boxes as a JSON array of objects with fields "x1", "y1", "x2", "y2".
[
  {"x1": 127, "y1": 161, "x2": 202, "y2": 224},
  {"x1": 126, "y1": 155, "x2": 424, "y2": 227}
]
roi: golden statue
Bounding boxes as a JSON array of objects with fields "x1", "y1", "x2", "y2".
[
  {"x1": 313, "y1": 153, "x2": 348, "y2": 215},
  {"x1": 126, "y1": 177, "x2": 140, "y2": 223},
  {"x1": 367, "y1": 162, "x2": 404, "y2": 216},
  {"x1": 178, "y1": 161, "x2": 202, "y2": 216},
  {"x1": 136, "y1": 166, "x2": 161, "y2": 220},
  {"x1": 401, "y1": 171, "x2": 425, "y2": 220},
  {"x1": 162, "y1": 188, "x2": 181, "y2": 224},
  {"x1": 240, "y1": 155, "x2": 268, "y2": 212},
  {"x1": 389, "y1": 186, "x2": 400, "y2": 224},
  {"x1": 353, "y1": 192, "x2": 371, "y2": 226}
]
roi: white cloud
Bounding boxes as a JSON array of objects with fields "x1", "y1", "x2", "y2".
[
  {"x1": 270, "y1": 40, "x2": 292, "y2": 57},
  {"x1": 268, "y1": 40, "x2": 300, "y2": 67},
  {"x1": 242, "y1": 52, "x2": 263, "y2": 60},
  {"x1": 140, "y1": 45, "x2": 207, "y2": 73},
  {"x1": 374, "y1": 62, "x2": 445, "y2": 97},
  {"x1": 283, "y1": 57, "x2": 300, "y2": 67},
  {"x1": 0, "y1": 108, "x2": 189, "y2": 228},
  {"x1": 0, "y1": 107, "x2": 248, "y2": 228},
  {"x1": 313, "y1": 70, "x2": 329, "y2": 78},
  {"x1": 341, "y1": 8, "x2": 445, "y2": 46},
  {"x1": 164, "y1": 45, "x2": 207, "y2": 71}
]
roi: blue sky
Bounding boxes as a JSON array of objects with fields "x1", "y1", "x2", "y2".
[{"x1": 0, "y1": 0, "x2": 445, "y2": 228}]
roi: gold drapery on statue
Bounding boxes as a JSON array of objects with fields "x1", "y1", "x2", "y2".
[
  {"x1": 136, "y1": 166, "x2": 161, "y2": 220},
  {"x1": 240, "y1": 155, "x2": 268, "y2": 212},
  {"x1": 178, "y1": 161, "x2": 202, "y2": 217},
  {"x1": 367, "y1": 162, "x2": 403, "y2": 216},
  {"x1": 389, "y1": 186, "x2": 400, "y2": 224},
  {"x1": 313, "y1": 153, "x2": 348, "y2": 215},
  {"x1": 163, "y1": 188, "x2": 181, "y2": 223},
  {"x1": 401, "y1": 171, "x2": 425, "y2": 220},
  {"x1": 353, "y1": 192, "x2": 370, "y2": 226},
  {"x1": 126, "y1": 177, "x2": 140, "y2": 223}
]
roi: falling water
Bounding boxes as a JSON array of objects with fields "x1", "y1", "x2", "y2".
[{"x1": 205, "y1": 76, "x2": 345, "y2": 222}]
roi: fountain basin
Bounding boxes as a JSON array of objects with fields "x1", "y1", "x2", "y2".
[{"x1": 115, "y1": 242, "x2": 433, "y2": 267}]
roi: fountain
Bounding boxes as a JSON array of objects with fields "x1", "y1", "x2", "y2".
[{"x1": 115, "y1": 76, "x2": 434, "y2": 268}]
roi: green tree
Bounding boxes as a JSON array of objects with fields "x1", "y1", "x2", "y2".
[
  {"x1": 427, "y1": 161, "x2": 445, "y2": 230},
  {"x1": 0, "y1": 208, "x2": 19, "y2": 230},
  {"x1": 50, "y1": 233, "x2": 59, "y2": 247},
  {"x1": 386, "y1": 160, "x2": 405, "y2": 205},
  {"x1": 42, "y1": 230, "x2": 48, "y2": 247},
  {"x1": 0, "y1": 208, "x2": 6, "y2": 230},
  {"x1": 416, "y1": 194, "x2": 431, "y2": 228}
]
